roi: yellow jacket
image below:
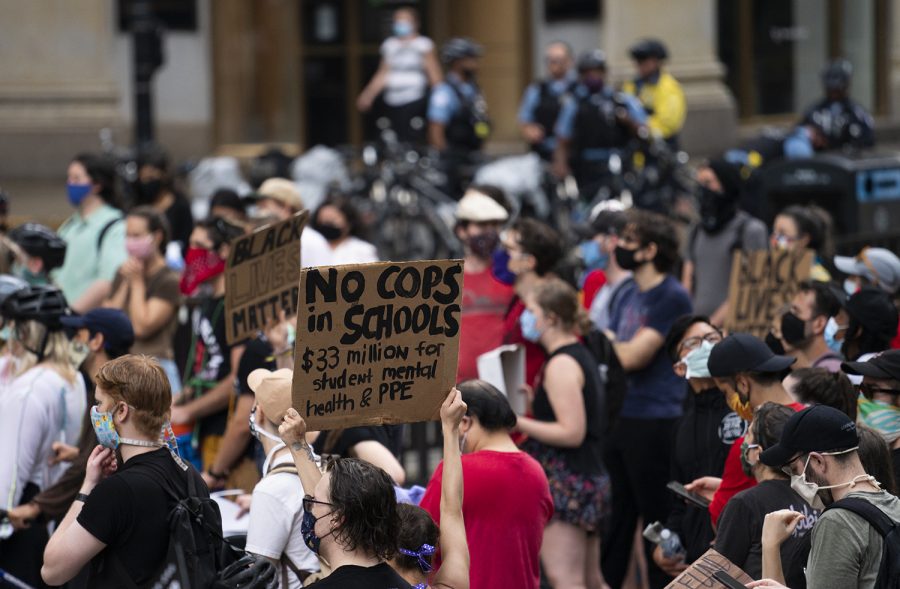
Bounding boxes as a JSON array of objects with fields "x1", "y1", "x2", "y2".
[{"x1": 622, "y1": 71, "x2": 686, "y2": 139}]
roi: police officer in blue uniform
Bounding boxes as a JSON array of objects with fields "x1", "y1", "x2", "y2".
[{"x1": 518, "y1": 41, "x2": 578, "y2": 160}]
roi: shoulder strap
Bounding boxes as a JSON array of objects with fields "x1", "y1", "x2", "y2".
[
  {"x1": 826, "y1": 496, "x2": 897, "y2": 537},
  {"x1": 266, "y1": 464, "x2": 299, "y2": 477},
  {"x1": 280, "y1": 552, "x2": 310, "y2": 583},
  {"x1": 97, "y1": 217, "x2": 123, "y2": 251}
]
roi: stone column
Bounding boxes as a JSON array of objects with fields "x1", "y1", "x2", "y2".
[
  {"x1": 889, "y1": 0, "x2": 900, "y2": 119},
  {"x1": 602, "y1": 0, "x2": 737, "y2": 156},
  {"x1": 0, "y1": 0, "x2": 121, "y2": 178}
]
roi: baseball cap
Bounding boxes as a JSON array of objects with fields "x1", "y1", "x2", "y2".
[
  {"x1": 759, "y1": 405, "x2": 859, "y2": 467},
  {"x1": 834, "y1": 247, "x2": 900, "y2": 294},
  {"x1": 455, "y1": 190, "x2": 508, "y2": 223},
  {"x1": 841, "y1": 349, "x2": 900, "y2": 382},
  {"x1": 254, "y1": 178, "x2": 303, "y2": 212},
  {"x1": 845, "y1": 286, "x2": 899, "y2": 341},
  {"x1": 60, "y1": 308, "x2": 135, "y2": 352},
  {"x1": 707, "y1": 333, "x2": 796, "y2": 377},
  {"x1": 247, "y1": 368, "x2": 294, "y2": 424}
]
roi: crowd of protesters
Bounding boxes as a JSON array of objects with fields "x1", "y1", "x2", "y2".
[{"x1": 0, "y1": 9, "x2": 898, "y2": 589}]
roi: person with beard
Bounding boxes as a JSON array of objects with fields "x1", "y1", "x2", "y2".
[
  {"x1": 714, "y1": 403, "x2": 818, "y2": 589},
  {"x1": 681, "y1": 159, "x2": 767, "y2": 324},
  {"x1": 454, "y1": 188, "x2": 513, "y2": 382},
  {"x1": 777, "y1": 280, "x2": 843, "y2": 372},
  {"x1": 310, "y1": 195, "x2": 378, "y2": 265},
  {"x1": 552, "y1": 49, "x2": 646, "y2": 202},
  {"x1": 757, "y1": 405, "x2": 898, "y2": 589},
  {"x1": 652, "y1": 315, "x2": 745, "y2": 578},
  {"x1": 134, "y1": 145, "x2": 194, "y2": 259},
  {"x1": 600, "y1": 209, "x2": 692, "y2": 589},
  {"x1": 686, "y1": 334, "x2": 803, "y2": 527}
]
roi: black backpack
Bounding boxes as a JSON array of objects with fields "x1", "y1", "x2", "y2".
[
  {"x1": 825, "y1": 497, "x2": 900, "y2": 589},
  {"x1": 582, "y1": 327, "x2": 628, "y2": 434}
]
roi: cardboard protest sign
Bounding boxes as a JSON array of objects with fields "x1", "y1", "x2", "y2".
[
  {"x1": 664, "y1": 549, "x2": 753, "y2": 589},
  {"x1": 292, "y1": 260, "x2": 464, "y2": 430},
  {"x1": 724, "y1": 248, "x2": 814, "y2": 339},
  {"x1": 225, "y1": 211, "x2": 309, "y2": 345}
]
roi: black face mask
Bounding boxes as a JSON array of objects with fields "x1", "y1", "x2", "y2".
[
  {"x1": 136, "y1": 179, "x2": 163, "y2": 203},
  {"x1": 765, "y1": 332, "x2": 786, "y2": 356},
  {"x1": 614, "y1": 245, "x2": 643, "y2": 271},
  {"x1": 698, "y1": 186, "x2": 738, "y2": 234},
  {"x1": 460, "y1": 68, "x2": 477, "y2": 82},
  {"x1": 313, "y1": 221, "x2": 345, "y2": 242},
  {"x1": 780, "y1": 311, "x2": 810, "y2": 347},
  {"x1": 466, "y1": 230, "x2": 499, "y2": 260}
]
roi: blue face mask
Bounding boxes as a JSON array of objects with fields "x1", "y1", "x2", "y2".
[
  {"x1": 67, "y1": 183, "x2": 92, "y2": 207},
  {"x1": 491, "y1": 250, "x2": 516, "y2": 286},
  {"x1": 301, "y1": 508, "x2": 332, "y2": 554},
  {"x1": 579, "y1": 240, "x2": 608, "y2": 272},
  {"x1": 520, "y1": 309, "x2": 543, "y2": 343},
  {"x1": 91, "y1": 404, "x2": 164, "y2": 451},
  {"x1": 824, "y1": 316, "x2": 845, "y2": 355},
  {"x1": 393, "y1": 20, "x2": 413, "y2": 37}
]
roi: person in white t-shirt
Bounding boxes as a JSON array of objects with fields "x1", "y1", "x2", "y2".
[
  {"x1": 245, "y1": 368, "x2": 319, "y2": 588},
  {"x1": 311, "y1": 196, "x2": 379, "y2": 266},
  {"x1": 252, "y1": 178, "x2": 331, "y2": 269},
  {"x1": 357, "y1": 7, "x2": 442, "y2": 144}
]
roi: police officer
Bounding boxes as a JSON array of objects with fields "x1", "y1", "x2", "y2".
[
  {"x1": 784, "y1": 59, "x2": 875, "y2": 158},
  {"x1": 623, "y1": 38, "x2": 686, "y2": 148},
  {"x1": 518, "y1": 41, "x2": 577, "y2": 160},
  {"x1": 553, "y1": 49, "x2": 646, "y2": 201}
]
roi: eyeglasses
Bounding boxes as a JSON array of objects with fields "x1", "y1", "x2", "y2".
[
  {"x1": 856, "y1": 383, "x2": 900, "y2": 399},
  {"x1": 780, "y1": 454, "x2": 803, "y2": 478},
  {"x1": 678, "y1": 331, "x2": 723, "y2": 355},
  {"x1": 302, "y1": 495, "x2": 334, "y2": 512}
]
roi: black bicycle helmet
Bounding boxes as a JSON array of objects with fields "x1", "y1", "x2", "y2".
[
  {"x1": 440, "y1": 37, "x2": 483, "y2": 65},
  {"x1": 629, "y1": 38, "x2": 668, "y2": 61},
  {"x1": 8, "y1": 223, "x2": 67, "y2": 272},
  {"x1": 822, "y1": 58, "x2": 852, "y2": 90},
  {"x1": 2, "y1": 284, "x2": 69, "y2": 329},
  {"x1": 212, "y1": 555, "x2": 278, "y2": 589},
  {"x1": 0, "y1": 275, "x2": 29, "y2": 310},
  {"x1": 577, "y1": 49, "x2": 607, "y2": 72}
]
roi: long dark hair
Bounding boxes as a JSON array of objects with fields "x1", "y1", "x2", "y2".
[
  {"x1": 327, "y1": 458, "x2": 400, "y2": 560},
  {"x1": 127, "y1": 206, "x2": 171, "y2": 255},
  {"x1": 314, "y1": 194, "x2": 368, "y2": 240},
  {"x1": 72, "y1": 152, "x2": 122, "y2": 209}
]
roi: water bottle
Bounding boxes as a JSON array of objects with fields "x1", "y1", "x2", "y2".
[{"x1": 660, "y1": 528, "x2": 686, "y2": 559}]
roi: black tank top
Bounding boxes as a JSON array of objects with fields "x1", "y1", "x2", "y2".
[{"x1": 533, "y1": 342, "x2": 606, "y2": 475}]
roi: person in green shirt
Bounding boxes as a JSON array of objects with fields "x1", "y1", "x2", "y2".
[{"x1": 53, "y1": 153, "x2": 127, "y2": 313}]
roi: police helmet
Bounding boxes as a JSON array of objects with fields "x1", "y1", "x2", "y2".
[
  {"x1": 440, "y1": 37, "x2": 483, "y2": 65},
  {"x1": 629, "y1": 38, "x2": 668, "y2": 61},
  {"x1": 577, "y1": 49, "x2": 607, "y2": 73},
  {"x1": 822, "y1": 59, "x2": 852, "y2": 90}
]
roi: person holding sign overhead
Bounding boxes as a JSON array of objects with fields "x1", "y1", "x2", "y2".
[{"x1": 514, "y1": 278, "x2": 609, "y2": 589}]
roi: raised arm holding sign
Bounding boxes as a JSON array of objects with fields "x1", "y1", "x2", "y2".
[{"x1": 292, "y1": 260, "x2": 464, "y2": 430}]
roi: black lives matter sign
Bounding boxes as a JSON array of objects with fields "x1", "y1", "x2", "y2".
[{"x1": 291, "y1": 260, "x2": 463, "y2": 430}]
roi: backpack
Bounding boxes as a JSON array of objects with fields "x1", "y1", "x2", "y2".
[
  {"x1": 582, "y1": 327, "x2": 628, "y2": 433},
  {"x1": 825, "y1": 496, "x2": 900, "y2": 589}
]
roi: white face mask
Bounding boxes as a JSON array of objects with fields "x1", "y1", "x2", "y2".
[
  {"x1": 458, "y1": 431, "x2": 468, "y2": 454},
  {"x1": 790, "y1": 447, "x2": 878, "y2": 510},
  {"x1": 844, "y1": 278, "x2": 859, "y2": 296},
  {"x1": 680, "y1": 340, "x2": 714, "y2": 380},
  {"x1": 249, "y1": 406, "x2": 282, "y2": 444}
]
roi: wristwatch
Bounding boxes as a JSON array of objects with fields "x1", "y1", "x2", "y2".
[{"x1": 75, "y1": 493, "x2": 90, "y2": 503}]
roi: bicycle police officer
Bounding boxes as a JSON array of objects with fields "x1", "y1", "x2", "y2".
[
  {"x1": 553, "y1": 50, "x2": 647, "y2": 202},
  {"x1": 428, "y1": 37, "x2": 491, "y2": 195},
  {"x1": 518, "y1": 41, "x2": 577, "y2": 160},
  {"x1": 623, "y1": 38, "x2": 686, "y2": 148}
]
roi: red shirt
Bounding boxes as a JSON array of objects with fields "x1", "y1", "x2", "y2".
[
  {"x1": 710, "y1": 401, "x2": 806, "y2": 526},
  {"x1": 581, "y1": 270, "x2": 607, "y2": 309},
  {"x1": 503, "y1": 298, "x2": 548, "y2": 388},
  {"x1": 420, "y1": 450, "x2": 553, "y2": 589},
  {"x1": 457, "y1": 268, "x2": 515, "y2": 382},
  {"x1": 891, "y1": 316, "x2": 900, "y2": 349}
]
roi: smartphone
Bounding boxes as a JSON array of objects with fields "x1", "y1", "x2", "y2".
[
  {"x1": 713, "y1": 570, "x2": 747, "y2": 589},
  {"x1": 666, "y1": 480, "x2": 711, "y2": 509}
]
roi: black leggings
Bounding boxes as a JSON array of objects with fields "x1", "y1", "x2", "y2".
[
  {"x1": 601, "y1": 417, "x2": 677, "y2": 589},
  {"x1": 0, "y1": 483, "x2": 50, "y2": 589}
]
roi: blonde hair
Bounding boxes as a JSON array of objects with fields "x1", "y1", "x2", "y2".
[
  {"x1": 12, "y1": 320, "x2": 76, "y2": 382},
  {"x1": 533, "y1": 278, "x2": 593, "y2": 336},
  {"x1": 95, "y1": 355, "x2": 172, "y2": 437}
]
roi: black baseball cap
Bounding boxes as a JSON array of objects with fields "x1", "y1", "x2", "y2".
[
  {"x1": 846, "y1": 286, "x2": 899, "y2": 341},
  {"x1": 760, "y1": 405, "x2": 859, "y2": 467},
  {"x1": 707, "y1": 333, "x2": 796, "y2": 377},
  {"x1": 842, "y1": 349, "x2": 900, "y2": 382},
  {"x1": 61, "y1": 308, "x2": 135, "y2": 352}
]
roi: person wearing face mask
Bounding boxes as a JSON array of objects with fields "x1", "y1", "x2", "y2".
[
  {"x1": 579, "y1": 202, "x2": 624, "y2": 308},
  {"x1": 513, "y1": 278, "x2": 610, "y2": 589},
  {"x1": 841, "y1": 287, "x2": 899, "y2": 364},
  {"x1": 600, "y1": 209, "x2": 692, "y2": 589},
  {"x1": 651, "y1": 315, "x2": 745, "y2": 578},
  {"x1": 54, "y1": 153, "x2": 127, "y2": 314},
  {"x1": 453, "y1": 188, "x2": 513, "y2": 381},
  {"x1": 682, "y1": 159, "x2": 767, "y2": 324},
  {"x1": 251, "y1": 178, "x2": 331, "y2": 269},
  {"x1": 757, "y1": 405, "x2": 898, "y2": 589},
  {"x1": 311, "y1": 195, "x2": 378, "y2": 265},
  {"x1": 171, "y1": 217, "x2": 247, "y2": 474},
  {"x1": 714, "y1": 402, "x2": 818, "y2": 589},
  {"x1": 7, "y1": 223, "x2": 67, "y2": 286},
  {"x1": 103, "y1": 207, "x2": 182, "y2": 392},
  {"x1": 134, "y1": 145, "x2": 194, "y2": 259},
  {"x1": 552, "y1": 49, "x2": 647, "y2": 201},
  {"x1": 584, "y1": 205, "x2": 632, "y2": 331},
  {"x1": 243, "y1": 369, "x2": 319, "y2": 587},
  {"x1": 770, "y1": 204, "x2": 833, "y2": 282},
  {"x1": 778, "y1": 280, "x2": 843, "y2": 371},
  {"x1": 420, "y1": 380, "x2": 551, "y2": 589},
  {"x1": 0, "y1": 283, "x2": 87, "y2": 586},
  {"x1": 357, "y1": 7, "x2": 441, "y2": 145},
  {"x1": 833, "y1": 246, "x2": 900, "y2": 350},
  {"x1": 41, "y1": 355, "x2": 206, "y2": 588}
]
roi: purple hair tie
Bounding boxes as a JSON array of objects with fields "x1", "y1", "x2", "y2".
[{"x1": 399, "y1": 543, "x2": 435, "y2": 573}]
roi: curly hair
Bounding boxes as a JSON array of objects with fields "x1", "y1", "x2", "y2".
[
  {"x1": 395, "y1": 504, "x2": 439, "y2": 573},
  {"x1": 622, "y1": 209, "x2": 680, "y2": 274},
  {"x1": 512, "y1": 218, "x2": 563, "y2": 277},
  {"x1": 327, "y1": 458, "x2": 400, "y2": 561}
]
